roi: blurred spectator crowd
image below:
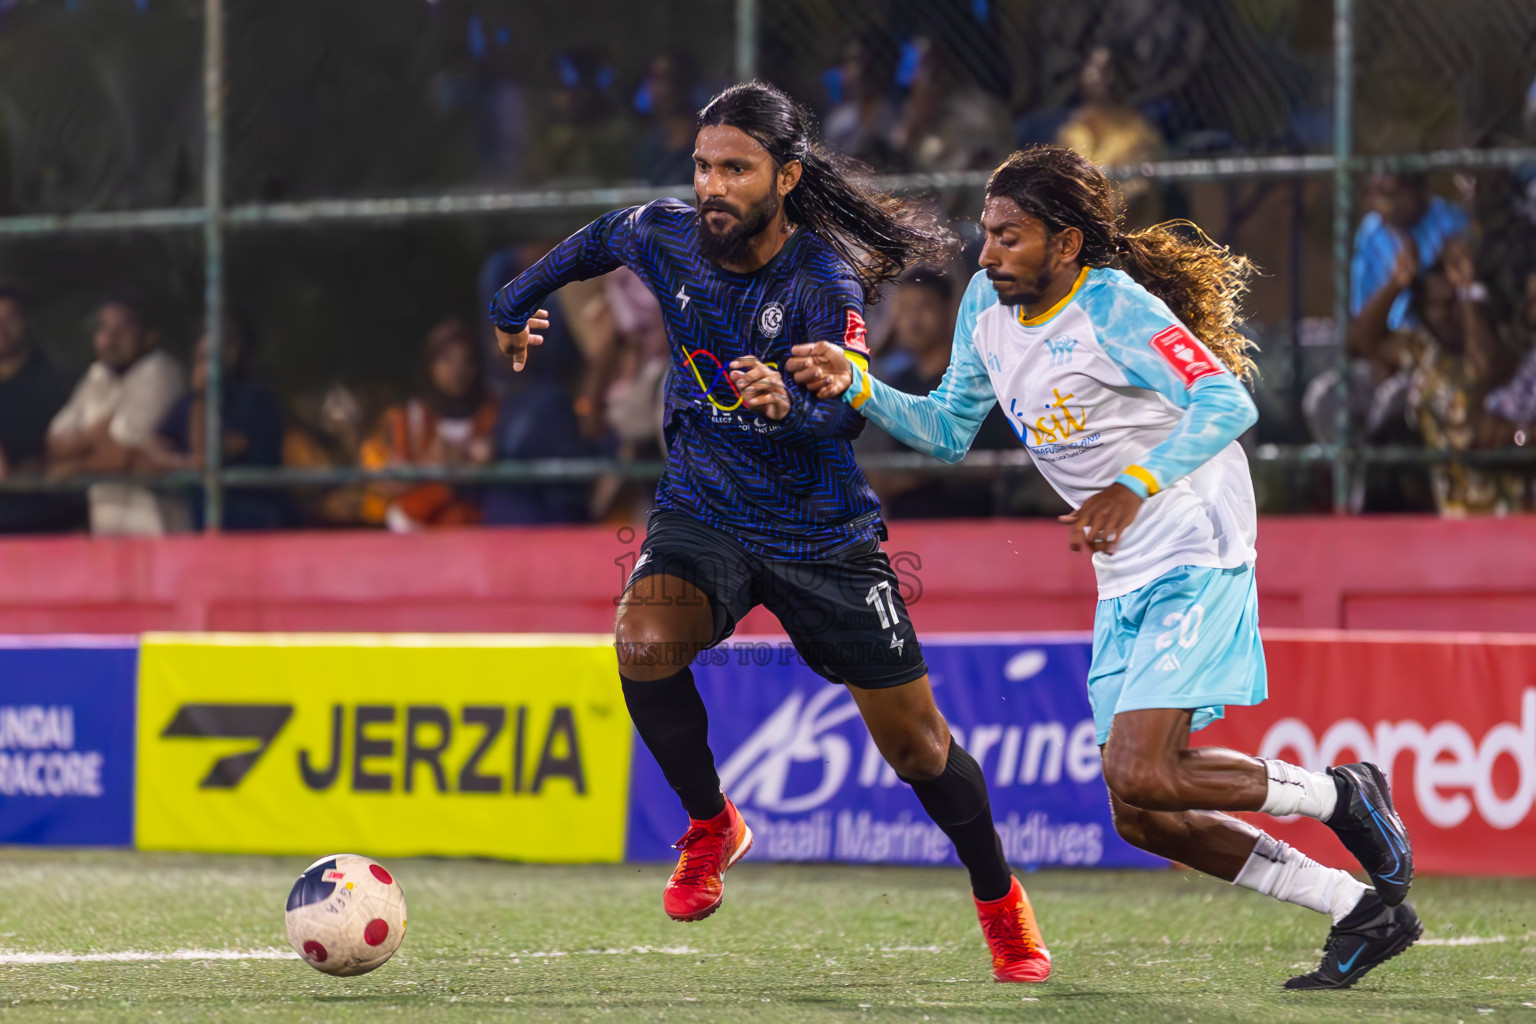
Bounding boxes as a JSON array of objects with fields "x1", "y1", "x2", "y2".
[
  {"x1": 7, "y1": 155, "x2": 1535, "y2": 538},
  {"x1": 0, "y1": 1, "x2": 1533, "y2": 532},
  {"x1": 1307, "y1": 167, "x2": 1536, "y2": 515}
]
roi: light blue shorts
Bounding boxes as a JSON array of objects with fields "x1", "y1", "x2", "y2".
[{"x1": 1087, "y1": 563, "x2": 1267, "y2": 745}]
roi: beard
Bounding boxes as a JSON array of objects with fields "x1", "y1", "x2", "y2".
[
  {"x1": 983, "y1": 262, "x2": 1056, "y2": 307},
  {"x1": 986, "y1": 272, "x2": 1051, "y2": 308},
  {"x1": 696, "y1": 189, "x2": 781, "y2": 264}
]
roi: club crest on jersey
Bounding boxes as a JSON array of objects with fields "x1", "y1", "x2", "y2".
[
  {"x1": 1149, "y1": 325, "x2": 1224, "y2": 387},
  {"x1": 758, "y1": 302, "x2": 784, "y2": 339},
  {"x1": 843, "y1": 309, "x2": 870, "y2": 355},
  {"x1": 1045, "y1": 334, "x2": 1077, "y2": 366}
]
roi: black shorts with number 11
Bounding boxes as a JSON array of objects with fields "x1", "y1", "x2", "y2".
[{"x1": 627, "y1": 510, "x2": 926, "y2": 688}]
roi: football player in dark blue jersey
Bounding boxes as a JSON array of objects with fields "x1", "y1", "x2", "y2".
[{"x1": 490, "y1": 81, "x2": 1049, "y2": 982}]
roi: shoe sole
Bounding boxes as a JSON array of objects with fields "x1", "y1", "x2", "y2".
[
  {"x1": 993, "y1": 959, "x2": 1052, "y2": 983},
  {"x1": 1285, "y1": 911, "x2": 1424, "y2": 991},
  {"x1": 668, "y1": 823, "x2": 755, "y2": 923},
  {"x1": 1352, "y1": 763, "x2": 1414, "y2": 906}
]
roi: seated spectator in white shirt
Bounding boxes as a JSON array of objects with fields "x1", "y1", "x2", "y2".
[{"x1": 46, "y1": 298, "x2": 187, "y2": 535}]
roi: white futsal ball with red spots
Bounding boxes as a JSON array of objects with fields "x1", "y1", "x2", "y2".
[{"x1": 285, "y1": 854, "x2": 407, "y2": 976}]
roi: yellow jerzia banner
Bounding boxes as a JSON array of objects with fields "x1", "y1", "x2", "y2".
[{"x1": 137, "y1": 633, "x2": 631, "y2": 862}]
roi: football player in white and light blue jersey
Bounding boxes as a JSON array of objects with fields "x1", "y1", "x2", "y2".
[{"x1": 787, "y1": 146, "x2": 1421, "y2": 991}]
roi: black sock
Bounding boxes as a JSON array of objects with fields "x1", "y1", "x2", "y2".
[
  {"x1": 899, "y1": 737, "x2": 1013, "y2": 901},
  {"x1": 621, "y1": 667, "x2": 726, "y2": 821}
]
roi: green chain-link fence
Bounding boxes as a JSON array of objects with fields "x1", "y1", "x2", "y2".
[{"x1": 0, "y1": 0, "x2": 1532, "y2": 523}]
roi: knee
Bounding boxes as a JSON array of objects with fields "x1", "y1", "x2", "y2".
[
  {"x1": 1108, "y1": 797, "x2": 1198, "y2": 853},
  {"x1": 882, "y1": 729, "x2": 950, "y2": 782},
  {"x1": 1102, "y1": 748, "x2": 1181, "y2": 810},
  {"x1": 1109, "y1": 800, "x2": 1157, "y2": 848},
  {"x1": 613, "y1": 611, "x2": 692, "y2": 683}
]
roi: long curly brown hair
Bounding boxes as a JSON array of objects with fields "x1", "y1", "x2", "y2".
[{"x1": 986, "y1": 146, "x2": 1259, "y2": 380}]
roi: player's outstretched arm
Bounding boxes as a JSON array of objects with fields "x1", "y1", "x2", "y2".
[
  {"x1": 788, "y1": 325, "x2": 997, "y2": 464},
  {"x1": 487, "y1": 206, "x2": 639, "y2": 369},
  {"x1": 729, "y1": 355, "x2": 866, "y2": 438}
]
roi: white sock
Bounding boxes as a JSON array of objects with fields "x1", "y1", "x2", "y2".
[
  {"x1": 1260, "y1": 759, "x2": 1339, "y2": 820},
  {"x1": 1234, "y1": 834, "x2": 1368, "y2": 924}
]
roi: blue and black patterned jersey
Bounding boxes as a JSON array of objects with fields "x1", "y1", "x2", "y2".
[{"x1": 491, "y1": 199, "x2": 883, "y2": 560}]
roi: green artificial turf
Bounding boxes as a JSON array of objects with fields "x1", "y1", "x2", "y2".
[{"x1": 0, "y1": 849, "x2": 1532, "y2": 1022}]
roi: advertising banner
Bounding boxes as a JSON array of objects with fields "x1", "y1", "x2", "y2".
[
  {"x1": 624, "y1": 636, "x2": 1165, "y2": 870},
  {"x1": 136, "y1": 633, "x2": 631, "y2": 862},
  {"x1": 1200, "y1": 631, "x2": 1536, "y2": 877},
  {"x1": 0, "y1": 639, "x2": 138, "y2": 845}
]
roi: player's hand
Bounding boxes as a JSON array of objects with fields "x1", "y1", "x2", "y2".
[
  {"x1": 1059, "y1": 482, "x2": 1143, "y2": 556},
  {"x1": 729, "y1": 355, "x2": 790, "y2": 421},
  {"x1": 494, "y1": 308, "x2": 550, "y2": 373},
  {"x1": 786, "y1": 341, "x2": 852, "y2": 399}
]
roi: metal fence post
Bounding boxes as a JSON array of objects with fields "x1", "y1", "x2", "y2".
[
  {"x1": 202, "y1": 0, "x2": 226, "y2": 531},
  {"x1": 1331, "y1": 0, "x2": 1354, "y2": 514},
  {"x1": 735, "y1": 0, "x2": 758, "y2": 81}
]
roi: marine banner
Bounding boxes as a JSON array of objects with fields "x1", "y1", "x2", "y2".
[
  {"x1": 624, "y1": 636, "x2": 1165, "y2": 870},
  {"x1": 136, "y1": 633, "x2": 631, "y2": 862},
  {"x1": 1200, "y1": 630, "x2": 1536, "y2": 877},
  {"x1": 0, "y1": 639, "x2": 138, "y2": 845}
]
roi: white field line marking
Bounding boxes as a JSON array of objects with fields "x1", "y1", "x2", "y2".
[
  {"x1": 9, "y1": 936, "x2": 1501, "y2": 967},
  {"x1": 0, "y1": 945, "x2": 713, "y2": 967},
  {"x1": 512, "y1": 945, "x2": 706, "y2": 959},
  {"x1": 0, "y1": 948, "x2": 297, "y2": 965},
  {"x1": 1417, "y1": 935, "x2": 1508, "y2": 947},
  {"x1": 0, "y1": 945, "x2": 713, "y2": 966},
  {"x1": 878, "y1": 939, "x2": 1518, "y2": 955}
]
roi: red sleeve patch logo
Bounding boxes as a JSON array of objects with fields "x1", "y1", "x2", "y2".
[
  {"x1": 1149, "y1": 325, "x2": 1225, "y2": 387},
  {"x1": 843, "y1": 309, "x2": 870, "y2": 355}
]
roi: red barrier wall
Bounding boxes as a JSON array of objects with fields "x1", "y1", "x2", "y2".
[
  {"x1": 1202, "y1": 630, "x2": 1536, "y2": 877},
  {"x1": 0, "y1": 516, "x2": 1531, "y2": 635}
]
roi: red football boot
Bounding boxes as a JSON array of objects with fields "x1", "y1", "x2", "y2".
[
  {"x1": 975, "y1": 876, "x2": 1052, "y2": 982},
  {"x1": 663, "y1": 798, "x2": 754, "y2": 922}
]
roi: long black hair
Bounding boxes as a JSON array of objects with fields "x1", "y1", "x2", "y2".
[
  {"x1": 697, "y1": 81, "x2": 957, "y2": 298},
  {"x1": 986, "y1": 145, "x2": 1259, "y2": 380}
]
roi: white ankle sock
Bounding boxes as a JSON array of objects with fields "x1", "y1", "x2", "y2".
[
  {"x1": 1260, "y1": 759, "x2": 1339, "y2": 820},
  {"x1": 1234, "y1": 834, "x2": 1368, "y2": 924}
]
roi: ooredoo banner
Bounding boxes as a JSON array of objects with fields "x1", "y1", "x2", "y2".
[
  {"x1": 0, "y1": 639, "x2": 138, "y2": 845},
  {"x1": 1199, "y1": 631, "x2": 1536, "y2": 878},
  {"x1": 135, "y1": 633, "x2": 632, "y2": 862},
  {"x1": 624, "y1": 636, "x2": 1165, "y2": 870}
]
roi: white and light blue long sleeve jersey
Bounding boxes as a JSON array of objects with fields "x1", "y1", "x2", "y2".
[{"x1": 844, "y1": 267, "x2": 1259, "y2": 598}]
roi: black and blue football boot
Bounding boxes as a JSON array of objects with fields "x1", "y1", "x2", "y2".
[
  {"x1": 1285, "y1": 891, "x2": 1421, "y2": 990},
  {"x1": 1325, "y1": 762, "x2": 1413, "y2": 906}
]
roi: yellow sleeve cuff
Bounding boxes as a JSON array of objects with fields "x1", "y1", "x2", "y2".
[
  {"x1": 1122, "y1": 464, "x2": 1160, "y2": 497},
  {"x1": 847, "y1": 358, "x2": 873, "y2": 410}
]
